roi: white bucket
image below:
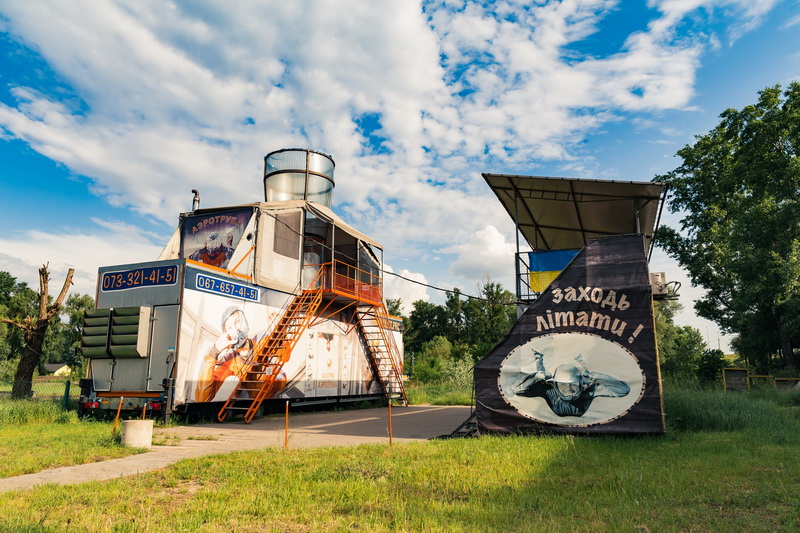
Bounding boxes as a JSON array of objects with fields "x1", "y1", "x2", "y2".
[{"x1": 120, "y1": 420, "x2": 154, "y2": 448}]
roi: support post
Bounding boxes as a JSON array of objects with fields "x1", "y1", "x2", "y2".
[
  {"x1": 284, "y1": 400, "x2": 290, "y2": 450},
  {"x1": 112, "y1": 397, "x2": 124, "y2": 437},
  {"x1": 61, "y1": 380, "x2": 71, "y2": 411},
  {"x1": 388, "y1": 401, "x2": 393, "y2": 447}
]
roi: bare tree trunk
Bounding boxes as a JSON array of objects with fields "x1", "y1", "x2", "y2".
[
  {"x1": 1, "y1": 265, "x2": 74, "y2": 399},
  {"x1": 778, "y1": 324, "x2": 797, "y2": 372},
  {"x1": 11, "y1": 325, "x2": 47, "y2": 398}
]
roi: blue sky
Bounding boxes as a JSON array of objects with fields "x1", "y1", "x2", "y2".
[{"x1": 1, "y1": 0, "x2": 799, "y2": 352}]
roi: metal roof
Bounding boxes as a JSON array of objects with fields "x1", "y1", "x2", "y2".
[{"x1": 483, "y1": 174, "x2": 666, "y2": 253}]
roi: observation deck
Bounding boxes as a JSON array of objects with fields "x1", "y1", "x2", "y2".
[{"x1": 311, "y1": 260, "x2": 383, "y2": 307}]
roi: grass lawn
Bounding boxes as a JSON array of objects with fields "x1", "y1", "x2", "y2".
[
  {"x1": 0, "y1": 385, "x2": 799, "y2": 530},
  {"x1": 0, "y1": 430, "x2": 798, "y2": 531},
  {"x1": 0, "y1": 400, "x2": 142, "y2": 478}
]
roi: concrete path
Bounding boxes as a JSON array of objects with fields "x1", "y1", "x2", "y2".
[{"x1": 0, "y1": 405, "x2": 473, "y2": 493}]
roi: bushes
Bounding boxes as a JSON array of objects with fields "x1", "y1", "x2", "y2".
[
  {"x1": 696, "y1": 349, "x2": 726, "y2": 382},
  {"x1": 409, "y1": 335, "x2": 475, "y2": 389}
]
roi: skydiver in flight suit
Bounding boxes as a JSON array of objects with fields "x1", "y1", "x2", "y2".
[{"x1": 511, "y1": 349, "x2": 630, "y2": 417}]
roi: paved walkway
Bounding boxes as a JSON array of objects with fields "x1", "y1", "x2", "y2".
[{"x1": 0, "y1": 405, "x2": 473, "y2": 493}]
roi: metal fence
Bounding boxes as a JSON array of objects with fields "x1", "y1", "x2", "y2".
[{"x1": 0, "y1": 378, "x2": 79, "y2": 406}]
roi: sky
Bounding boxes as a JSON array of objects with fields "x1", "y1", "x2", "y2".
[{"x1": 1, "y1": 0, "x2": 799, "y2": 353}]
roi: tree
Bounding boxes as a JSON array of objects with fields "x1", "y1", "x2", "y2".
[
  {"x1": 654, "y1": 300, "x2": 708, "y2": 380},
  {"x1": 661, "y1": 326, "x2": 707, "y2": 380},
  {"x1": 385, "y1": 298, "x2": 403, "y2": 317},
  {"x1": 653, "y1": 300, "x2": 682, "y2": 365},
  {"x1": 412, "y1": 336, "x2": 454, "y2": 383},
  {"x1": 50, "y1": 293, "x2": 95, "y2": 370},
  {"x1": 403, "y1": 279, "x2": 517, "y2": 362},
  {"x1": 461, "y1": 279, "x2": 516, "y2": 360},
  {"x1": 0, "y1": 265, "x2": 74, "y2": 398},
  {"x1": 655, "y1": 82, "x2": 800, "y2": 371},
  {"x1": 405, "y1": 300, "x2": 447, "y2": 354},
  {"x1": 0, "y1": 272, "x2": 38, "y2": 361},
  {"x1": 697, "y1": 349, "x2": 726, "y2": 383}
]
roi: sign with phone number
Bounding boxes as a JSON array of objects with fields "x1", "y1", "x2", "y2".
[
  {"x1": 101, "y1": 265, "x2": 179, "y2": 292},
  {"x1": 195, "y1": 273, "x2": 260, "y2": 301}
]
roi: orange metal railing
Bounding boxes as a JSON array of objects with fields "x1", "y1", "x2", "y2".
[{"x1": 311, "y1": 260, "x2": 383, "y2": 305}]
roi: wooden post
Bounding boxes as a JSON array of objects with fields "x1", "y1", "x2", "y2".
[
  {"x1": 141, "y1": 403, "x2": 147, "y2": 420},
  {"x1": 284, "y1": 400, "x2": 289, "y2": 450},
  {"x1": 388, "y1": 401, "x2": 393, "y2": 447},
  {"x1": 112, "y1": 397, "x2": 124, "y2": 437}
]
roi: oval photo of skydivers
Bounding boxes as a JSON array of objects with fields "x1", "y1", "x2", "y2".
[{"x1": 498, "y1": 332, "x2": 644, "y2": 427}]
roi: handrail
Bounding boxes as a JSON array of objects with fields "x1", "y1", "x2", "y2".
[{"x1": 308, "y1": 260, "x2": 383, "y2": 305}]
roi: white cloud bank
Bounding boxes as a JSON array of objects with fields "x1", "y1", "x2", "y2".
[
  {"x1": 0, "y1": 219, "x2": 164, "y2": 296},
  {"x1": 0, "y1": 0, "x2": 783, "y2": 346}
]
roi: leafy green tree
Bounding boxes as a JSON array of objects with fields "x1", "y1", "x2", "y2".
[
  {"x1": 461, "y1": 279, "x2": 516, "y2": 360},
  {"x1": 697, "y1": 349, "x2": 726, "y2": 383},
  {"x1": 1, "y1": 271, "x2": 94, "y2": 375},
  {"x1": 385, "y1": 298, "x2": 403, "y2": 317},
  {"x1": 729, "y1": 311, "x2": 781, "y2": 373},
  {"x1": 48, "y1": 293, "x2": 95, "y2": 370},
  {"x1": 412, "y1": 336, "x2": 454, "y2": 383},
  {"x1": 654, "y1": 300, "x2": 710, "y2": 381},
  {"x1": 661, "y1": 326, "x2": 707, "y2": 380},
  {"x1": 655, "y1": 82, "x2": 800, "y2": 371},
  {"x1": 654, "y1": 300, "x2": 682, "y2": 365},
  {"x1": 0, "y1": 272, "x2": 38, "y2": 362},
  {"x1": 443, "y1": 288, "x2": 466, "y2": 343},
  {"x1": 405, "y1": 300, "x2": 447, "y2": 354},
  {"x1": 403, "y1": 280, "x2": 517, "y2": 368}
]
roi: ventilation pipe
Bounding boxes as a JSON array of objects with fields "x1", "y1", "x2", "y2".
[
  {"x1": 191, "y1": 189, "x2": 200, "y2": 212},
  {"x1": 263, "y1": 148, "x2": 335, "y2": 207}
]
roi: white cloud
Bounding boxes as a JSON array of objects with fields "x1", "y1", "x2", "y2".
[
  {"x1": 383, "y1": 265, "x2": 430, "y2": 315},
  {"x1": 0, "y1": 221, "x2": 164, "y2": 297},
  {"x1": 439, "y1": 225, "x2": 517, "y2": 288},
  {"x1": 0, "y1": 0, "x2": 782, "y2": 345},
  {"x1": 782, "y1": 12, "x2": 800, "y2": 29}
]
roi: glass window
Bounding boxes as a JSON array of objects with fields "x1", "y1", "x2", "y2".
[{"x1": 274, "y1": 212, "x2": 302, "y2": 259}]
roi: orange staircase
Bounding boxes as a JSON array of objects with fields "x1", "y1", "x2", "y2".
[
  {"x1": 217, "y1": 273, "x2": 323, "y2": 423},
  {"x1": 355, "y1": 304, "x2": 408, "y2": 406}
]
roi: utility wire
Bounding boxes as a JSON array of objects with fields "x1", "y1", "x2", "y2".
[{"x1": 253, "y1": 206, "x2": 518, "y2": 306}]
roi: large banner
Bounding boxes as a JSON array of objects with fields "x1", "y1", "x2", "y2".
[
  {"x1": 475, "y1": 234, "x2": 665, "y2": 434},
  {"x1": 181, "y1": 208, "x2": 254, "y2": 269}
]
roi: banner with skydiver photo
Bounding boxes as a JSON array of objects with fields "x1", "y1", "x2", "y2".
[
  {"x1": 180, "y1": 208, "x2": 254, "y2": 269},
  {"x1": 474, "y1": 234, "x2": 665, "y2": 434}
]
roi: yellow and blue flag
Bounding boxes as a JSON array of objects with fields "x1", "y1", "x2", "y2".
[{"x1": 528, "y1": 250, "x2": 579, "y2": 292}]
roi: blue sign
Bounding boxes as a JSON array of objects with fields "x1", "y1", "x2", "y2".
[
  {"x1": 195, "y1": 273, "x2": 260, "y2": 301},
  {"x1": 101, "y1": 265, "x2": 179, "y2": 292}
]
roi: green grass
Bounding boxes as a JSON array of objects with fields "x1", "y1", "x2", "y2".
[
  {"x1": 0, "y1": 398, "x2": 78, "y2": 425},
  {"x1": 2, "y1": 386, "x2": 800, "y2": 530},
  {"x1": 0, "y1": 399, "x2": 142, "y2": 478},
  {"x1": 665, "y1": 386, "x2": 800, "y2": 442},
  {"x1": 1, "y1": 430, "x2": 798, "y2": 531}
]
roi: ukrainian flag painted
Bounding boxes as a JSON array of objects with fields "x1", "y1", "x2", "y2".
[{"x1": 528, "y1": 249, "x2": 579, "y2": 292}]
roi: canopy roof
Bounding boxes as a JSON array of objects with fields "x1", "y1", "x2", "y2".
[
  {"x1": 483, "y1": 174, "x2": 666, "y2": 253},
  {"x1": 191, "y1": 200, "x2": 382, "y2": 249}
]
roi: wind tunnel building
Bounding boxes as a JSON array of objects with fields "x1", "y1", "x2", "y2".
[
  {"x1": 78, "y1": 149, "x2": 407, "y2": 424},
  {"x1": 475, "y1": 175, "x2": 669, "y2": 435}
]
